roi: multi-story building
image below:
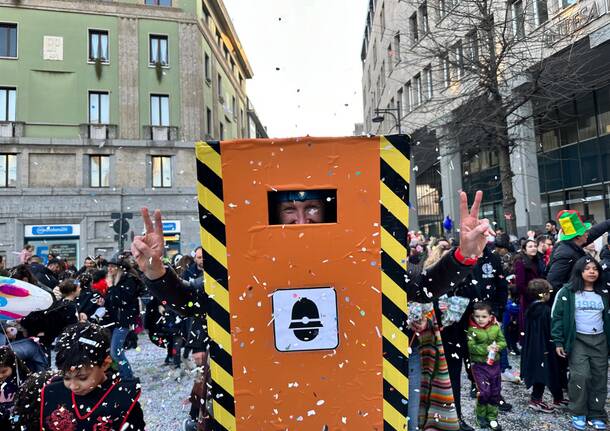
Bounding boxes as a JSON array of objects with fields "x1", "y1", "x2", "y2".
[
  {"x1": 0, "y1": 0, "x2": 267, "y2": 266},
  {"x1": 361, "y1": 0, "x2": 610, "y2": 236}
]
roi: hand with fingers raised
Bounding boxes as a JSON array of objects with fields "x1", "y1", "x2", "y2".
[
  {"x1": 131, "y1": 208, "x2": 166, "y2": 280},
  {"x1": 457, "y1": 190, "x2": 494, "y2": 262}
]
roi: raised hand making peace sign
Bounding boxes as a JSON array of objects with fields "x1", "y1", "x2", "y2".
[
  {"x1": 131, "y1": 208, "x2": 166, "y2": 280},
  {"x1": 458, "y1": 190, "x2": 494, "y2": 259}
]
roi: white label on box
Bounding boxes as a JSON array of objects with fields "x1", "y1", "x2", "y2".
[{"x1": 272, "y1": 287, "x2": 339, "y2": 352}]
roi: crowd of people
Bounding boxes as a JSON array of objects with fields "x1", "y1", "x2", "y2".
[
  {"x1": 0, "y1": 190, "x2": 609, "y2": 431},
  {"x1": 406, "y1": 210, "x2": 610, "y2": 431},
  {"x1": 0, "y1": 243, "x2": 208, "y2": 430}
]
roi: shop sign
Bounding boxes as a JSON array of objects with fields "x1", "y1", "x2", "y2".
[
  {"x1": 25, "y1": 224, "x2": 80, "y2": 237},
  {"x1": 544, "y1": 0, "x2": 605, "y2": 45},
  {"x1": 162, "y1": 220, "x2": 181, "y2": 234}
]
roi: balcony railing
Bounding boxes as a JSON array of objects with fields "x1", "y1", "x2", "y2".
[
  {"x1": 142, "y1": 125, "x2": 179, "y2": 141},
  {"x1": 0, "y1": 121, "x2": 25, "y2": 138},
  {"x1": 79, "y1": 124, "x2": 118, "y2": 140}
]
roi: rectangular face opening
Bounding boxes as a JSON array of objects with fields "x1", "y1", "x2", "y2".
[{"x1": 267, "y1": 189, "x2": 337, "y2": 225}]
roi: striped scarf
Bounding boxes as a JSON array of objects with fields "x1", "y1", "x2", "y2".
[{"x1": 417, "y1": 312, "x2": 460, "y2": 431}]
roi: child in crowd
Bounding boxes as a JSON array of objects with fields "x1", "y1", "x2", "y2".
[
  {"x1": 467, "y1": 302, "x2": 506, "y2": 431},
  {"x1": 0, "y1": 346, "x2": 30, "y2": 429},
  {"x1": 520, "y1": 279, "x2": 566, "y2": 412},
  {"x1": 552, "y1": 256, "x2": 610, "y2": 431},
  {"x1": 37, "y1": 322, "x2": 145, "y2": 430}
]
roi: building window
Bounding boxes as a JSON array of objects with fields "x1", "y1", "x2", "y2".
[
  {"x1": 561, "y1": 0, "x2": 576, "y2": 8},
  {"x1": 533, "y1": 0, "x2": 549, "y2": 26},
  {"x1": 0, "y1": 154, "x2": 16, "y2": 188},
  {"x1": 597, "y1": 85, "x2": 610, "y2": 136},
  {"x1": 150, "y1": 94, "x2": 169, "y2": 126},
  {"x1": 152, "y1": 156, "x2": 172, "y2": 188},
  {"x1": 149, "y1": 35, "x2": 168, "y2": 66},
  {"x1": 419, "y1": 2, "x2": 429, "y2": 36},
  {"x1": 438, "y1": 0, "x2": 447, "y2": 20},
  {"x1": 204, "y1": 53, "x2": 211, "y2": 81},
  {"x1": 413, "y1": 73, "x2": 422, "y2": 107},
  {"x1": 511, "y1": 0, "x2": 525, "y2": 39},
  {"x1": 239, "y1": 74, "x2": 244, "y2": 89},
  {"x1": 202, "y1": 1, "x2": 211, "y2": 20},
  {"x1": 465, "y1": 30, "x2": 479, "y2": 68},
  {"x1": 89, "y1": 92, "x2": 109, "y2": 124},
  {"x1": 387, "y1": 44, "x2": 393, "y2": 73},
  {"x1": 397, "y1": 88, "x2": 403, "y2": 112},
  {"x1": 217, "y1": 74, "x2": 223, "y2": 100},
  {"x1": 145, "y1": 0, "x2": 172, "y2": 5},
  {"x1": 231, "y1": 96, "x2": 236, "y2": 118},
  {"x1": 0, "y1": 87, "x2": 16, "y2": 121},
  {"x1": 88, "y1": 30, "x2": 109, "y2": 62},
  {"x1": 206, "y1": 107, "x2": 212, "y2": 136},
  {"x1": 90, "y1": 155, "x2": 110, "y2": 188},
  {"x1": 215, "y1": 30, "x2": 222, "y2": 47},
  {"x1": 576, "y1": 95, "x2": 597, "y2": 141},
  {"x1": 0, "y1": 23, "x2": 17, "y2": 58},
  {"x1": 424, "y1": 65, "x2": 433, "y2": 100},
  {"x1": 409, "y1": 12, "x2": 419, "y2": 44},
  {"x1": 381, "y1": 61, "x2": 386, "y2": 87},
  {"x1": 406, "y1": 81, "x2": 413, "y2": 112},
  {"x1": 219, "y1": 122, "x2": 225, "y2": 140},
  {"x1": 393, "y1": 32, "x2": 401, "y2": 64},
  {"x1": 441, "y1": 52, "x2": 451, "y2": 87},
  {"x1": 380, "y1": 2, "x2": 386, "y2": 34},
  {"x1": 451, "y1": 41, "x2": 464, "y2": 80}
]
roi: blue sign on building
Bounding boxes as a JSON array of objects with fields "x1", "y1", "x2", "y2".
[
  {"x1": 32, "y1": 225, "x2": 72, "y2": 236},
  {"x1": 26, "y1": 224, "x2": 80, "y2": 237}
]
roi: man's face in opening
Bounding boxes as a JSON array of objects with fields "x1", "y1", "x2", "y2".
[
  {"x1": 194, "y1": 248, "x2": 203, "y2": 270},
  {"x1": 277, "y1": 199, "x2": 326, "y2": 224},
  {"x1": 63, "y1": 358, "x2": 111, "y2": 396}
]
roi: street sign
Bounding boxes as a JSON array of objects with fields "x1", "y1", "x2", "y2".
[{"x1": 113, "y1": 219, "x2": 129, "y2": 234}]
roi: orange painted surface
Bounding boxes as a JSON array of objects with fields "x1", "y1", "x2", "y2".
[{"x1": 221, "y1": 136, "x2": 384, "y2": 430}]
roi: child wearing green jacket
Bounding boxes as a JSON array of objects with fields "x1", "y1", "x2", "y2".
[
  {"x1": 467, "y1": 301, "x2": 507, "y2": 431},
  {"x1": 551, "y1": 256, "x2": 610, "y2": 431}
]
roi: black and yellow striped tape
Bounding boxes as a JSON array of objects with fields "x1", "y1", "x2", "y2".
[
  {"x1": 379, "y1": 134, "x2": 411, "y2": 431},
  {"x1": 196, "y1": 141, "x2": 236, "y2": 431}
]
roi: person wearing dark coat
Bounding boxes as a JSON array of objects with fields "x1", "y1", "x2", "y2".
[
  {"x1": 104, "y1": 256, "x2": 145, "y2": 380},
  {"x1": 600, "y1": 246, "x2": 610, "y2": 286},
  {"x1": 513, "y1": 239, "x2": 547, "y2": 336},
  {"x1": 547, "y1": 210, "x2": 610, "y2": 298},
  {"x1": 28, "y1": 257, "x2": 60, "y2": 289},
  {"x1": 520, "y1": 279, "x2": 566, "y2": 412}
]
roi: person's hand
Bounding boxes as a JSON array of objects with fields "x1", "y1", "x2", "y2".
[
  {"x1": 488, "y1": 344, "x2": 500, "y2": 353},
  {"x1": 556, "y1": 346, "x2": 567, "y2": 358},
  {"x1": 52, "y1": 286, "x2": 62, "y2": 300},
  {"x1": 131, "y1": 208, "x2": 166, "y2": 280},
  {"x1": 458, "y1": 191, "x2": 494, "y2": 258},
  {"x1": 79, "y1": 313, "x2": 88, "y2": 322}
]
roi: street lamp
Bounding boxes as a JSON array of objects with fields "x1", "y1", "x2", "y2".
[{"x1": 372, "y1": 102, "x2": 402, "y2": 134}]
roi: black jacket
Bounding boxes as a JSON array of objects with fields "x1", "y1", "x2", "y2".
[
  {"x1": 28, "y1": 263, "x2": 59, "y2": 289},
  {"x1": 144, "y1": 247, "x2": 473, "y2": 318},
  {"x1": 520, "y1": 300, "x2": 560, "y2": 391},
  {"x1": 459, "y1": 245, "x2": 508, "y2": 317},
  {"x1": 547, "y1": 219, "x2": 610, "y2": 294},
  {"x1": 105, "y1": 273, "x2": 145, "y2": 329}
]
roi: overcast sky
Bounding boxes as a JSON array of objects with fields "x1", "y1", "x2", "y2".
[{"x1": 223, "y1": 0, "x2": 369, "y2": 138}]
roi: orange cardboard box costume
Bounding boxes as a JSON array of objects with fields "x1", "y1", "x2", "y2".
[{"x1": 196, "y1": 135, "x2": 411, "y2": 430}]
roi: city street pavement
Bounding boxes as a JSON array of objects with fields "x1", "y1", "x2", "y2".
[{"x1": 130, "y1": 338, "x2": 592, "y2": 430}]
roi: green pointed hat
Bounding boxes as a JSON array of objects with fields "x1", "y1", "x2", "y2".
[{"x1": 557, "y1": 210, "x2": 591, "y2": 241}]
